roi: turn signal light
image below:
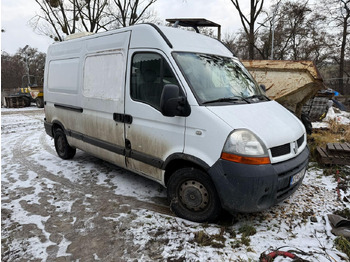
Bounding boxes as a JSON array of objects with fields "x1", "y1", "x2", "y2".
[{"x1": 221, "y1": 152, "x2": 271, "y2": 165}]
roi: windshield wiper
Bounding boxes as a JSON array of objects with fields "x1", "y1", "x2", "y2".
[
  {"x1": 245, "y1": 94, "x2": 270, "y2": 101},
  {"x1": 202, "y1": 96, "x2": 250, "y2": 105}
]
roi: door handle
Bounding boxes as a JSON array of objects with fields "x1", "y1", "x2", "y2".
[{"x1": 113, "y1": 113, "x2": 133, "y2": 124}]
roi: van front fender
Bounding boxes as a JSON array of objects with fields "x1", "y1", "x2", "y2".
[{"x1": 163, "y1": 153, "x2": 211, "y2": 186}]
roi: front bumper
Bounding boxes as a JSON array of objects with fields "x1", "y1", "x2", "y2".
[{"x1": 208, "y1": 146, "x2": 309, "y2": 213}]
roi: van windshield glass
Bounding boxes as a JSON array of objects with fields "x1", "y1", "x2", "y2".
[{"x1": 173, "y1": 52, "x2": 263, "y2": 104}]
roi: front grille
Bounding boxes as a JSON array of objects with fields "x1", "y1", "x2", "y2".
[
  {"x1": 297, "y1": 135, "x2": 304, "y2": 147},
  {"x1": 271, "y1": 143, "x2": 291, "y2": 157},
  {"x1": 270, "y1": 135, "x2": 305, "y2": 158}
]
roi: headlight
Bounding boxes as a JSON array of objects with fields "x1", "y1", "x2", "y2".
[{"x1": 221, "y1": 129, "x2": 270, "y2": 165}]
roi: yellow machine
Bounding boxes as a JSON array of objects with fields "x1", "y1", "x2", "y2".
[{"x1": 18, "y1": 75, "x2": 44, "y2": 108}]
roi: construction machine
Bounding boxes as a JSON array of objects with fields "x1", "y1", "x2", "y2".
[{"x1": 4, "y1": 75, "x2": 44, "y2": 108}]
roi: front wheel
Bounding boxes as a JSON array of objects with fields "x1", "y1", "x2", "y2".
[
  {"x1": 54, "y1": 129, "x2": 76, "y2": 159},
  {"x1": 167, "y1": 167, "x2": 221, "y2": 222}
]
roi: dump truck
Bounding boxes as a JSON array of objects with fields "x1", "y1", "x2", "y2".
[
  {"x1": 241, "y1": 60, "x2": 325, "y2": 118},
  {"x1": 4, "y1": 75, "x2": 44, "y2": 108},
  {"x1": 242, "y1": 60, "x2": 326, "y2": 133}
]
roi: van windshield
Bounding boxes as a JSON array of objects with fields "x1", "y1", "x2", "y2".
[{"x1": 173, "y1": 52, "x2": 265, "y2": 105}]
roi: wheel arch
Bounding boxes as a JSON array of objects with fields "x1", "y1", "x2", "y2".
[
  {"x1": 163, "y1": 153, "x2": 211, "y2": 186},
  {"x1": 51, "y1": 120, "x2": 66, "y2": 136}
]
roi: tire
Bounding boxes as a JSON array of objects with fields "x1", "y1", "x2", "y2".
[
  {"x1": 54, "y1": 129, "x2": 76, "y2": 159},
  {"x1": 36, "y1": 97, "x2": 44, "y2": 108},
  {"x1": 167, "y1": 167, "x2": 221, "y2": 222},
  {"x1": 23, "y1": 96, "x2": 31, "y2": 107}
]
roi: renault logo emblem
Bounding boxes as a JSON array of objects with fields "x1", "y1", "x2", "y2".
[{"x1": 293, "y1": 141, "x2": 298, "y2": 154}]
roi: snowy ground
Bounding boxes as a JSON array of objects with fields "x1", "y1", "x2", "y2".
[{"x1": 1, "y1": 106, "x2": 350, "y2": 262}]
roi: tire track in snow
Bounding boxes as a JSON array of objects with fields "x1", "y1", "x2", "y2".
[
  {"x1": 4, "y1": 110, "x2": 174, "y2": 261},
  {"x1": 39, "y1": 131, "x2": 56, "y2": 156},
  {"x1": 13, "y1": 130, "x2": 173, "y2": 216}
]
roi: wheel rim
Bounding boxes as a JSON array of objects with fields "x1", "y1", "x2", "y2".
[{"x1": 179, "y1": 180, "x2": 209, "y2": 211}]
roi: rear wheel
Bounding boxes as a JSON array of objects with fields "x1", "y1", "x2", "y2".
[
  {"x1": 36, "y1": 97, "x2": 44, "y2": 108},
  {"x1": 54, "y1": 129, "x2": 76, "y2": 159},
  {"x1": 167, "y1": 167, "x2": 221, "y2": 222},
  {"x1": 23, "y1": 96, "x2": 31, "y2": 107}
]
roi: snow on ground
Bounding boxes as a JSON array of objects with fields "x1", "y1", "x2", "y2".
[
  {"x1": 0, "y1": 104, "x2": 43, "y2": 113},
  {"x1": 1, "y1": 106, "x2": 350, "y2": 261},
  {"x1": 127, "y1": 165, "x2": 349, "y2": 262}
]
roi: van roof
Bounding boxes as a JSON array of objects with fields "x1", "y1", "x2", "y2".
[
  {"x1": 50, "y1": 24, "x2": 234, "y2": 58},
  {"x1": 129, "y1": 24, "x2": 233, "y2": 57}
]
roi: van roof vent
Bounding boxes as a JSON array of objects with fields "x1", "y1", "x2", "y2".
[{"x1": 65, "y1": 32, "x2": 94, "y2": 41}]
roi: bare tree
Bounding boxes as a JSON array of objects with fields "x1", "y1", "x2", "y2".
[
  {"x1": 223, "y1": 30, "x2": 249, "y2": 59},
  {"x1": 23, "y1": 47, "x2": 46, "y2": 85},
  {"x1": 1, "y1": 46, "x2": 46, "y2": 90},
  {"x1": 32, "y1": 0, "x2": 112, "y2": 41},
  {"x1": 32, "y1": 0, "x2": 158, "y2": 41},
  {"x1": 324, "y1": 0, "x2": 349, "y2": 94},
  {"x1": 1, "y1": 52, "x2": 25, "y2": 90},
  {"x1": 111, "y1": 0, "x2": 157, "y2": 27},
  {"x1": 268, "y1": 1, "x2": 312, "y2": 60},
  {"x1": 230, "y1": 0, "x2": 264, "y2": 59},
  {"x1": 242, "y1": 0, "x2": 330, "y2": 65}
]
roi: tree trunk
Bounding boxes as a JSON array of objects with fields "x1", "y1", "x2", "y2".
[
  {"x1": 338, "y1": 15, "x2": 348, "y2": 94},
  {"x1": 248, "y1": 30, "x2": 255, "y2": 59},
  {"x1": 249, "y1": 0, "x2": 255, "y2": 59}
]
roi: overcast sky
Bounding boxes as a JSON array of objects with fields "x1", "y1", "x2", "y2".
[{"x1": 1, "y1": 0, "x2": 274, "y2": 55}]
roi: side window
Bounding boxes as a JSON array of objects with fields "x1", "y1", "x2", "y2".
[
  {"x1": 130, "y1": 53, "x2": 179, "y2": 110},
  {"x1": 48, "y1": 58, "x2": 80, "y2": 93},
  {"x1": 83, "y1": 53, "x2": 124, "y2": 100}
]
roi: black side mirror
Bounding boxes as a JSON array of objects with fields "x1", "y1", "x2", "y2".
[{"x1": 160, "y1": 84, "x2": 191, "y2": 117}]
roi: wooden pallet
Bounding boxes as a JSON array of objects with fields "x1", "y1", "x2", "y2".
[{"x1": 316, "y1": 143, "x2": 350, "y2": 165}]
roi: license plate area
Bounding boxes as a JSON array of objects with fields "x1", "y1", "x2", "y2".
[{"x1": 290, "y1": 167, "x2": 306, "y2": 186}]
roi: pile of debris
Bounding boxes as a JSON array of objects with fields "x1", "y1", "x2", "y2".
[{"x1": 312, "y1": 106, "x2": 350, "y2": 166}]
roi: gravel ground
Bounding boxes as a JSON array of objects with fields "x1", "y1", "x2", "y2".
[{"x1": 1, "y1": 107, "x2": 349, "y2": 262}]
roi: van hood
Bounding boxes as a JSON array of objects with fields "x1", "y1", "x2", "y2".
[{"x1": 207, "y1": 101, "x2": 305, "y2": 149}]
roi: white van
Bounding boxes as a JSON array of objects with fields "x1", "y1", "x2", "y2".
[{"x1": 44, "y1": 24, "x2": 309, "y2": 222}]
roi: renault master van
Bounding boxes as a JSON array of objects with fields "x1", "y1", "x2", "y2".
[{"x1": 44, "y1": 24, "x2": 309, "y2": 222}]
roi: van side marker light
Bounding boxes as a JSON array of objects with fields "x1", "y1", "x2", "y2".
[{"x1": 221, "y1": 152, "x2": 271, "y2": 165}]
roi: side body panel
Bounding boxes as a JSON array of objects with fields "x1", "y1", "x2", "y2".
[
  {"x1": 45, "y1": 31, "x2": 131, "y2": 167},
  {"x1": 183, "y1": 105, "x2": 232, "y2": 167}
]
